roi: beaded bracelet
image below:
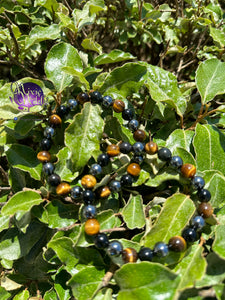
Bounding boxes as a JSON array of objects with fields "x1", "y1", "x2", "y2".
[{"x1": 36, "y1": 91, "x2": 214, "y2": 265}]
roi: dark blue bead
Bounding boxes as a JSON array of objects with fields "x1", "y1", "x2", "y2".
[
  {"x1": 90, "y1": 91, "x2": 103, "y2": 103},
  {"x1": 107, "y1": 240, "x2": 123, "y2": 256},
  {"x1": 83, "y1": 205, "x2": 97, "y2": 219},
  {"x1": 44, "y1": 127, "x2": 54, "y2": 138},
  {"x1": 97, "y1": 153, "x2": 110, "y2": 167},
  {"x1": 102, "y1": 95, "x2": 113, "y2": 108},
  {"x1": 90, "y1": 164, "x2": 102, "y2": 176},
  {"x1": 132, "y1": 142, "x2": 144, "y2": 154},
  {"x1": 138, "y1": 247, "x2": 154, "y2": 261},
  {"x1": 153, "y1": 242, "x2": 169, "y2": 257},
  {"x1": 94, "y1": 233, "x2": 109, "y2": 249},
  {"x1": 133, "y1": 155, "x2": 144, "y2": 164},
  {"x1": 119, "y1": 142, "x2": 132, "y2": 154},
  {"x1": 83, "y1": 189, "x2": 95, "y2": 204},
  {"x1": 13, "y1": 117, "x2": 18, "y2": 122},
  {"x1": 71, "y1": 186, "x2": 83, "y2": 201},
  {"x1": 192, "y1": 176, "x2": 205, "y2": 190},
  {"x1": 120, "y1": 174, "x2": 133, "y2": 186},
  {"x1": 182, "y1": 228, "x2": 197, "y2": 242},
  {"x1": 158, "y1": 147, "x2": 172, "y2": 162},
  {"x1": 68, "y1": 99, "x2": 78, "y2": 110},
  {"x1": 40, "y1": 138, "x2": 52, "y2": 151},
  {"x1": 170, "y1": 156, "x2": 183, "y2": 168},
  {"x1": 47, "y1": 173, "x2": 61, "y2": 186},
  {"x1": 197, "y1": 189, "x2": 211, "y2": 202},
  {"x1": 122, "y1": 108, "x2": 134, "y2": 121},
  {"x1": 191, "y1": 215, "x2": 205, "y2": 230},
  {"x1": 42, "y1": 162, "x2": 54, "y2": 175},
  {"x1": 128, "y1": 119, "x2": 139, "y2": 131},
  {"x1": 56, "y1": 105, "x2": 69, "y2": 117},
  {"x1": 109, "y1": 180, "x2": 121, "y2": 193}
]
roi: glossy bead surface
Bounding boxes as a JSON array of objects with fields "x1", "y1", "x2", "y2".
[
  {"x1": 40, "y1": 138, "x2": 52, "y2": 151},
  {"x1": 122, "y1": 108, "x2": 134, "y2": 121},
  {"x1": 198, "y1": 202, "x2": 213, "y2": 218},
  {"x1": 106, "y1": 144, "x2": 120, "y2": 157},
  {"x1": 170, "y1": 156, "x2": 183, "y2": 169},
  {"x1": 56, "y1": 182, "x2": 71, "y2": 195},
  {"x1": 153, "y1": 242, "x2": 169, "y2": 257},
  {"x1": 132, "y1": 142, "x2": 144, "y2": 154},
  {"x1": 81, "y1": 175, "x2": 97, "y2": 189},
  {"x1": 107, "y1": 240, "x2": 123, "y2": 256},
  {"x1": 90, "y1": 164, "x2": 102, "y2": 176},
  {"x1": 120, "y1": 174, "x2": 134, "y2": 186},
  {"x1": 94, "y1": 233, "x2": 109, "y2": 249},
  {"x1": 113, "y1": 100, "x2": 125, "y2": 113},
  {"x1": 158, "y1": 147, "x2": 172, "y2": 162},
  {"x1": 90, "y1": 91, "x2": 103, "y2": 103},
  {"x1": 42, "y1": 162, "x2": 54, "y2": 175},
  {"x1": 138, "y1": 247, "x2": 153, "y2": 261},
  {"x1": 180, "y1": 163, "x2": 196, "y2": 178},
  {"x1": 84, "y1": 218, "x2": 100, "y2": 236},
  {"x1": 56, "y1": 105, "x2": 69, "y2": 118},
  {"x1": 191, "y1": 215, "x2": 205, "y2": 230},
  {"x1": 49, "y1": 114, "x2": 62, "y2": 126},
  {"x1": 133, "y1": 155, "x2": 144, "y2": 164},
  {"x1": 109, "y1": 180, "x2": 121, "y2": 193},
  {"x1": 44, "y1": 127, "x2": 55, "y2": 138},
  {"x1": 128, "y1": 119, "x2": 139, "y2": 131},
  {"x1": 37, "y1": 151, "x2": 51, "y2": 162},
  {"x1": 102, "y1": 95, "x2": 113, "y2": 108},
  {"x1": 168, "y1": 236, "x2": 187, "y2": 252},
  {"x1": 122, "y1": 248, "x2": 138, "y2": 263},
  {"x1": 182, "y1": 228, "x2": 197, "y2": 242},
  {"x1": 97, "y1": 153, "x2": 110, "y2": 167},
  {"x1": 71, "y1": 186, "x2": 83, "y2": 201},
  {"x1": 77, "y1": 92, "x2": 89, "y2": 104},
  {"x1": 133, "y1": 129, "x2": 146, "y2": 142},
  {"x1": 192, "y1": 176, "x2": 205, "y2": 190},
  {"x1": 145, "y1": 141, "x2": 158, "y2": 155},
  {"x1": 47, "y1": 173, "x2": 61, "y2": 186},
  {"x1": 83, "y1": 205, "x2": 97, "y2": 219},
  {"x1": 127, "y1": 163, "x2": 141, "y2": 177},
  {"x1": 68, "y1": 99, "x2": 78, "y2": 110},
  {"x1": 119, "y1": 142, "x2": 132, "y2": 154},
  {"x1": 99, "y1": 186, "x2": 111, "y2": 198},
  {"x1": 83, "y1": 189, "x2": 95, "y2": 204},
  {"x1": 197, "y1": 189, "x2": 211, "y2": 202}
]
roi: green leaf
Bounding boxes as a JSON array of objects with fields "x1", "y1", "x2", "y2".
[
  {"x1": 210, "y1": 27, "x2": 225, "y2": 47},
  {"x1": 0, "y1": 287, "x2": 11, "y2": 300},
  {"x1": 61, "y1": 66, "x2": 90, "y2": 90},
  {"x1": 1, "y1": 191, "x2": 43, "y2": 216},
  {"x1": 81, "y1": 38, "x2": 102, "y2": 54},
  {"x1": 195, "y1": 58, "x2": 225, "y2": 104},
  {"x1": 13, "y1": 289, "x2": 29, "y2": 300},
  {"x1": 115, "y1": 262, "x2": 180, "y2": 300},
  {"x1": 34, "y1": 0, "x2": 59, "y2": 11},
  {"x1": 212, "y1": 225, "x2": 225, "y2": 260},
  {"x1": 44, "y1": 42, "x2": 83, "y2": 92},
  {"x1": 65, "y1": 102, "x2": 104, "y2": 170},
  {"x1": 0, "y1": 215, "x2": 10, "y2": 232},
  {"x1": 166, "y1": 129, "x2": 194, "y2": 153},
  {"x1": 94, "y1": 50, "x2": 135, "y2": 66},
  {"x1": 122, "y1": 195, "x2": 145, "y2": 229}
]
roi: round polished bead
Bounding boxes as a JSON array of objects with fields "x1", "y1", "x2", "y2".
[
  {"x1": 107, "y1": 240, "x2": 123, "y2": 256},
  {"x1": 40, "y1": 138, "x2": 52, "y2": 151},
  {"x1": 181, "y1": 163, "x2": 196, "y2": 178},
  {"x1": 158, "y1": 147, "x2": 172, "y2": 162},
  {"x1": 138, "y1": 247, "x2": 153, "y2": 261},
  {"x1": 133, "y1": 129, "x2": 146, "y2": 142},
  {"x1": 71, "y1": 186, "x2": 83, "y2": 201},
  {"x1": 68, "y1": 99, "x2": 78, "y2": 110},
  {"x1": 81, "y1": 175, "x2": 97, "y2": 189},
  {"x1": 122, "y1": 108, "x2": 134, "y2": 121},
  {"x1": 113, "y1": 100, "x2": 125, "y2": 113},
  {"x1": 192, "y1": 176, "x2": 205, "y2": 190},
  {"x1": 97, "y1": 153, "x2": 110, "y2": 167},
  {"x1": 44, "y1": 127, "x2": 55, "y2": 138},
  {"x1": 122, "y1": 248, "x2": 138, "y2": 263},
  {"x1": 37, "y1": 151, "x2": 51, "y2": 162},
  {"x1": 168, "y1": 236, "x2": 187, "y2": 252},
  {"x1": 154, "y1": 242, "x2": 169, "y2": 257},
  {"x1": 127, "y1": 163, "x2": 141, "y2": 177},
  {"x1": 99, "y1": 186, "x2": 111, "y2": 198},
  {"x1": 90, "y1": 91, "x2": 103, "y2": 103},
  {"x1": 83, "y1": 189, "x2": 95, "y2": 204},
  {"x1": 94, "y1": 233, "x2": 109, "y2": 249},
  {"x1": 109, "y1": 180, "x2": 121, "y2": 193},
  {"x1": 170, "y1": 156, "x2": 183, "y2": 169},
  {"x1": 83, "y1": 205, "x2": 97, "y2": 219},
  {"x1": 198, "y1": 202, "x2": 213, "y2": 218},
  {"x1": 56, "y1": 182, "x2": 71, "y2": 195},
  {"x1": 182, "y1": 228, "x2": 197, "y2": 242},
  {"x1": 42, "y1": 162, "x2": 54, "y2": 175},
  {"x1": 47, "y1": 173, "x2": 61, "y2": 186},
  {"x1": 56, "y1": 105, "x2": 69, "y2": 118},
  {"x1": 132, "y1": 142, "x2": 144, "y2": 154},
  {"x1": 49, "y1": 114, "x2": 62, "y2": 126},
  {"x1": 77, "y1": 92, "x2": 89, "y2": 104},
  {"x1": 133, "y1": 155, "x2": 144, "y2": 164},
  {"x1": 128, "y1": 119, "x2": 139, "y2": 131},
  {"x1": 106, "y1": 144, "x2": 120, "y2": 157},
  {"x1": 145, "y1": 141, "x2": 158, "y2": 155},
  {"x1": 197, "y1": 189, "x2": 211, "y2": 202},
  {"x1": 119, "y1": 142, "x2": 132, "y2": 154},
  {"x1": 102, "y1": 95, "x2": 113, "y2": 108},
  {"x1": 90, "y1": 164, "x2": 102, "y2": 176},
  {"x1": 191, "y1": 215, "x2": 205, "y2": 230},
  {"x1": 120, "y1": 174, "x2": 134, "y2": 186},
  {"x1": 84, "y1": 218, "x2": 100, "y2": 236}
]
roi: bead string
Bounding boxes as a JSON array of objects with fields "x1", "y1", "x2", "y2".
[{"x1": 36, "y1": 91, "x2": 214, "y2": 264}]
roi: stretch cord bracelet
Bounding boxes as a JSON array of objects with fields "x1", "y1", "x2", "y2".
[{"x1": 36, "y1": 91, "x2": 214, "y2": 265}]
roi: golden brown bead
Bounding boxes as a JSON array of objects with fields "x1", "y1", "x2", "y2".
[
  {"x1": 145, "y1": 141, "x2": 158, "y2": 155},
  {"x1": 37, "y1": 151, "x2": 51, "y2": 162},
  {"x1": 122, "y1": 248, "x2": 138, "y2": 263},
  {"x1": 77, "y1": 92, "x2": 89, "y2": 104},
  {"x1": 49, "y1": 114, "x2": 62, "y2": 126},
  {"x1": 180, "y1": 163, "x2": 196, "y2": 178},
  {"x1": 127, "y1": 163, "x2": 141, "y2": 176},
  {"x1": 106, "y1": 144, "x2": 120, "y2": 157},
  {"x1": 84, "y1": 218, "x2": 100, "y2": 235},
  {"x1": 168, "y1": 236, "x2": 187, "y2": 252},
  {"x1": 113, "y1": 100, "x2": 125, "y2": 113},
  {"x1": 56, "y1": 182, "x2": 71, "y2": 195},
  {"x1": 133, "y1": 129, "x2": 146, "y2": 142},
  {"x1": 81, "y1": 175, "x2": 97, "y2": 189},
  {"x1": 99, "y1": 186, "x2": 111, "y2": 198},
  {"x1": 198, "y1": 202, "x2": 214, "y2": 218}
]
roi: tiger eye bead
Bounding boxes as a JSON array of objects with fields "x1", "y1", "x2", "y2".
[
  {"x1": 145, "y1": 141, "x2": 158, "y2": 155},
  {"x1": 56, "y1": 182, "x2": 71, "y2": 195},
  {"x1": 122, "y1": 248, "x2": 138, "y2": 263},
  {"x1": 106, "y1": 144, "x2": 120, "y2": 157},
  {"x1": 180, "y1": 163, "x2": 196, "y2": 178},
  {"x1": 49, "y1": 114, "x2": 62, "y2": 126},
  {"x1": 77, "y1": 92, "x2": 89, "y2": 104},
  {"x1": 37, "y1": 151, "x2": 51, "y2": 162},
  {"x1": 198, "y1": 202, "x2": 213, "y2": 218},
  {"x1": 99, "y1": 186, "x2": 111, "y2": 198},
  {"x1": 168, "y1": 236, "x2": 187, "y2": 252},
  {"x1": 113, "y1": 100, "x2": 125, "y2": 113},
  {"x1": 84, "y1": 218, "x2": 100, "y2": 235},
  {"x1": 127, "y1": 163, "x2": 141, "y2": 177},
  {"x1": 81, "y1": 175, "x2": 97, "y2": 189},
  {"x1": 133, "y1": 129, "x2": 146, "y2": 142}
]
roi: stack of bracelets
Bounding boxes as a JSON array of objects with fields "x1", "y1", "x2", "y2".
[{"x1": 35, "y1": 90, "x2": 213, "y2": 265}]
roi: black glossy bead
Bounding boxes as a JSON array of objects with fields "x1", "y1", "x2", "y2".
[
  {"x1": 94, "y1": 233, "x2": 109, "y2": 249},
  {"x1": 128, "y1": 119, "x2": 139, "y2": 131},
  {"x1": 47, "y1": 173, "x2": 61, "y2": 186},
  {"x1": 107, "y1": 240, "x2": 123, "y2": 256},
  {"x1": 153, "y1": 242, "x2": 169, "y2": 257},
  {"x1": 191, "y1": 215, "x2": 205, "y2": 231},
  {"x1": 122, "y1": 108, "x2": 134, "y2": 121},
  {"x1": 102, "y1": 95, "x2": 113, "y2": 108},
  {"x1": 83, "y1": 189, "x2": 95, "y2": 204},
  {"x1": 197, "y1": 189, "x2": 211, "y2": 202},
  {"x1": 83, "y1": 205, "x2": 97, "y2": 219},
  {"x1": 119, "y1": 142, "x2": 132, "y2": 154},
  {"x1": 40, "y1": 138, "x2": 52, "y2": 151},
  {"x1": 182, "y1": 228, "x2": 197, "y2": 242},
  {"x1": 132, "y1": 142, "x2": 144, "y2": 154},
  {"x1": 42, "y1": 162, "x2": 54, "y2": 175},
  {"x1": 68, "y1": 99, "x2": 78, "y2": 110},
  {"x1": 56, "y1": 105, "x2": 69, "y2": 118},
  {"x1": 120, "y1": 174, "x2": 134, "y2": 186},
  {"x1": 158, "y1": 147, "x2": 172, "y2": 162},
  {"x1": 71, "y1": 186, "x2": 83, "y2": 201},
  {"x1": 138, "y1": 247, "x2": 154, "y2": 261},
  {"x1": 97, "y1": 153, "x2": 110, "y2": 167},
  {"x1": 109, "y1": 180, "x2": 121, "y2": 193},
  {"x1": 192, "y1": 176, "x2": 205, "y2": 190},
  {"x1": 44, "y1": 127, "x2": 54, "y2": 138},
  {"x1": 133, "y1": 155, "x2": 144, "y2": 164},
  {"x1": 90, "y1": 91, "x2": 103, "y2": 103},
  {"x1": 170, "y1": 156, "x2": 183, "y2": 169},
  {"x1": 90, "y1": 164, "x2": 102, "y2": 176}
]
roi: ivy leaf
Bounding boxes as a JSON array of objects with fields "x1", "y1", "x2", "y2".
[
  {"x1": 0, "y1": 287, "x2": 11, "y2": 300},
  {"x1": 166, "y1": 129, "x2": 194, "y2": 153},
  {"x1": 0, "y1": 215, "x2": 10, "y2": 232},
  {"x1": 34, "y1": 0, "x2": 59, "y2": 11},
  {"x1": 61, "y1": 66, "x2": 90, "y2": 90},
  {"x1": 122, "y1": 195, "x2": 145, "y2": 229},
  {"x1": 81, "y1": 38, "x2": 102, "y2": 54},
  {"x1": 210, "y1": 27, "x2": 225, "y2": 47},
  {"x1": 13, "y1": 289, "x2": 30, "y2": 300},
  {"x1": 94, "y1": 50, "x2": 135, "y2": 66},
  {"x1": 195, "y1": 58, "x2": 225, "y2": 104},
  {"x1": 212, "y1": 225, "x2": 225, "y2": 260}
]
